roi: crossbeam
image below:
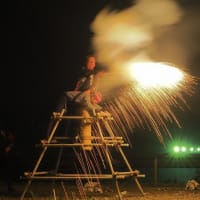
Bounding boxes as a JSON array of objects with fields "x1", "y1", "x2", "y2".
[{"x1": 23, "y1": 172, "x2": 145, "y2": 180}]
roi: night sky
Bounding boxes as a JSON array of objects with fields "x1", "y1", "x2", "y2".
[{"x1": 4, "y1": 0, "x2": 200, "y2": 157}]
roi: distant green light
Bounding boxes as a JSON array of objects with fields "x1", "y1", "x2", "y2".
[
  {"x1": 174, "y1": 146, "x2": 180, "y2": 153},
  {"x1": 181, "y1": 146, "x2": 186, "y2": 152},
  {"x1": 169, "y1": 140, "x2": 200, "y2": 156},
  {"x1": 189, "y1": 147, "x2": 194, "y2": 152}
]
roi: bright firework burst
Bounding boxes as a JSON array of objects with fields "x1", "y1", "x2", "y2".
[
  {"x1": 127, "y1": 62, "x2": 184, "y2": 88},
  {"x1": 101, "y1": 61, "x2": 197, "y2": 144},
  {"x1": 90, "y1": 0, "x2": 198, "y2": 145}
]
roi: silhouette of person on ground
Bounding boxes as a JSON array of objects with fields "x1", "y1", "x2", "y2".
[{"x1": 0, "y1": 128, "x2": 17, "y2": 192}]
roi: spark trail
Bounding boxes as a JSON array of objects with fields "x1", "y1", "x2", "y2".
[
  {"x1": 90, "y1": 0, "x2": 198, "y2": 143},
  {"x1": 102, "y1": 61, "x2": 197, "y2": 144}
]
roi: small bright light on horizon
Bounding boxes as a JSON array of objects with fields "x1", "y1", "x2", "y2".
[
  {"x1": 127, "y1": 62, "x2": 184, "y2": 88},
  {"x1": 174, "y1": 146, "x2": 180, "y2": 153},
  {"x1": 181, "y1": 146, "x2": 186, "y2": 152},
  {"x1": 189, "y1": 147, "x2": 194, "y2": 152}
]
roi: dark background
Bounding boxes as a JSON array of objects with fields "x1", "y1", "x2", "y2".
[{"x1": 3, "y1": 0, "x2": 200, "y2": 165}]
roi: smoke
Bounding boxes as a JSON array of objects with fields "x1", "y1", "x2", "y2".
[
  {"x1": 89, "y1": 0, "x2": 199, "y2": 143},
  {"x1": 91, "y1": 0, "x2": 183, "y2": 71},
  {"x1": 90, "y1": 0, "x2": 185, "y2": 94}
]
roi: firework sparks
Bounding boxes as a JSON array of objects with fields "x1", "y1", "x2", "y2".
[
  {"x1": 90, "y1": 0, "x2": 198, "y2": 144},
  {"x1": 102, "y1": 63, "x2": 197, "y2": 144}
]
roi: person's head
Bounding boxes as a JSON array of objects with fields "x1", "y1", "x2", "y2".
[{"x1": 86, "y1": 55, "x2": 96, "y2": 71}]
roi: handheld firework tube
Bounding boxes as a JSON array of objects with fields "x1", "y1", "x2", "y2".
[{"x1": 80, "y1": 109, "x2": 92, "y2": 151}]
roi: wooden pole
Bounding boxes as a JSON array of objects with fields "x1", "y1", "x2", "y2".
[{"x1": 154, "y1": 156, "x2": 158, "y2": 186}]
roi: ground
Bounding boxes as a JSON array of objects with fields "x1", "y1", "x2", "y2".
[{"x1": 0, "y1": 181, "x2": 200, "y2": 199}]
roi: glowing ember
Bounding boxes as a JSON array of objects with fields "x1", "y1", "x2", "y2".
[{"x1": 127, "y1": 62, "x2": 184, "y2": 88}]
